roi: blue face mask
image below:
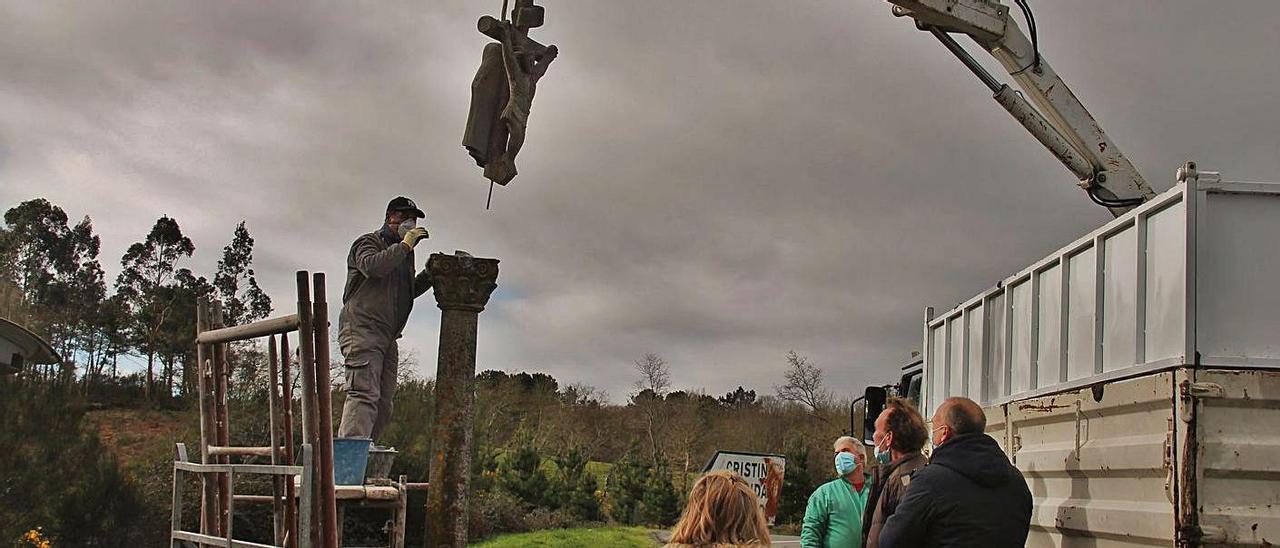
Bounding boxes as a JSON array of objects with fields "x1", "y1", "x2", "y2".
[
  {"x1": 874, "y1": 440, "x2": 892, "y2": 466},
  {"x1": 834, "y1": 452, "x2": 858, "y2": 476}
]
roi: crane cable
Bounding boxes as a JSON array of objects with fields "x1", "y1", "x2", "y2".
[
  {"x1": 1086, "y1": 184, "x2": 1146, "y2": 209},
  {"x1": 1010, "y1": 0, "x2": 1041, "y2": 75},
  {"x1": 1011, "y1": 1, "x2": 1142, "y2": 209}
]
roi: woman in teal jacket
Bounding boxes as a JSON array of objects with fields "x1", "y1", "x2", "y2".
[{"x1": 802, "y1": 437, "x2": 872, "y2": 548}]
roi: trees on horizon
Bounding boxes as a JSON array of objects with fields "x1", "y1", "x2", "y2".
[{"x1": 1, "y1": 197, "x2": 271, "y2": 400}]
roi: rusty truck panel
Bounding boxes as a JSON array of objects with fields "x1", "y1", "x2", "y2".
[
  {"x1": 1193, "y1": 369, "x2": 1280, "y2": 546},
  {"x1": 1008, "y1": 372, "x2": 1176, "y2": 547}
]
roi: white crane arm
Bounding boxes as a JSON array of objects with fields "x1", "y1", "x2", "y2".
[{"x1": 888, "y1": 0, "x2": 1157, "y2": 215}]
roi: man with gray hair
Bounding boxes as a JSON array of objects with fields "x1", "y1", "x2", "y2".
[
  {"x1": 801, "y1": 436, "x2": 872, "y2": 548},
  {"x1": 879, "y1": 397, "x2": 1032, "y2": 548}
]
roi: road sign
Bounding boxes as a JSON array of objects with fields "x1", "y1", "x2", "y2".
[{"x1": 702, "y1": 450, "x2": 786, "y2": 525}]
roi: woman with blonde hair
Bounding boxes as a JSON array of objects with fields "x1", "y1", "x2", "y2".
[{"x1": 665, "y1": 470, "x2": 772, "y2": 547}]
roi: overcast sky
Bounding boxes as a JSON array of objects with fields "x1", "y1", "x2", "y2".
[{"x1": 3, "y1": 1, "x2": 1278, "y2": 401}]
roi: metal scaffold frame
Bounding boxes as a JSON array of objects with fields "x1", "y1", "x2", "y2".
[{"x1": 172, "y1": 271, "x2": 339, "y2": 548}]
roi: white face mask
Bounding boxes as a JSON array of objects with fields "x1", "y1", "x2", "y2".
[
  {"x1": 930, "y1": 425, "x2": 946, "y2": 452},
  {"x1": 396, "y1": 217, "x2": 417, "y2": 238}
]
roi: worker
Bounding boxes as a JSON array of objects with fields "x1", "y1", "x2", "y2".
[
  {"x1": 802, "y1": 437, "x2": 872, "y2": 548},
  {"x1": 863, "y1": 397, "x2": 929, "y2": 548},
  {"x1": 878, "y1": 397, "x2": 1032, "y2": 548},
  {"x1": 335, "y1": 197, "x2": 433, "y2": 441}
]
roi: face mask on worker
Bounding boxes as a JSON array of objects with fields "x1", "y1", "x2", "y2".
[
  {"x1": 874, "y1": 435, "x2": 892, "y2": 466},
  {"x1": 834, "y1": 452, "x2": 858, "y2": 476},
  {"x1": 396, "y1": 217, "x2": 417, "y2": 238},
  {"x1": 930, "y1": 425, "x2": 946, "y2": 452}
]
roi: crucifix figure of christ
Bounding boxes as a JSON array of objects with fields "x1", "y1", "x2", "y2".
[{"x1": 462, "y1": 1, "x2": 558, "y2": 188}]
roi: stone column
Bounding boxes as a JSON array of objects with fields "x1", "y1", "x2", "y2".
[{"x1": 425, "y1": 252, "x2": 498, "y2": 548}]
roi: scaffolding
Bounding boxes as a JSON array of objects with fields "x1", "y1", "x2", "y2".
[{"x1": 171, "y1": 271, "x2": 339, "y2": 547}]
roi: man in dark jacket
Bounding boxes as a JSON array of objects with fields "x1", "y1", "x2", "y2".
[
  {"x1": 335, "y1": 197, "x2": 433, "y2": 441},
  {"x1": 863, "y1": 397, "x2": 929, "y2": 548},
  {"x1": 878, "y1": 397, "x2": 1032, "y2": 548}
]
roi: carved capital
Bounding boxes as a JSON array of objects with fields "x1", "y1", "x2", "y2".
[{"x1": 428, "y1": 253, "x2": 499, "y2": 313}]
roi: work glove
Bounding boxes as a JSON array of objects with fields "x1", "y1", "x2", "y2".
[{"x1": 401, "y1": 227, "x2": 428, "y2": 249}]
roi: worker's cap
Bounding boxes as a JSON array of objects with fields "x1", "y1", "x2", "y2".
[{"x1": 385, "y1": 196, "x2": 425, "y2": 219}]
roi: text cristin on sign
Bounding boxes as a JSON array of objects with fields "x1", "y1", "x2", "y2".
[{"x1": 701, "y1": 450, "x2": 786, "y2": 525}]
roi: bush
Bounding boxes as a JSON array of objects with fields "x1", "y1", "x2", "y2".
[
  {"x1": 550, "y1": 451, "x2": 603, "y2": 522},
  {"x1": 497, "y1": 444, "x2": 553, "y2": 508},
  {"x1": 468, "y1": 490, "x2": 531, "y2": 541},
  {"x1": 524, "y1": 507, "x2": 575, "y2": 531},
  {"x1": 605, "y1": 454, "x2": 679, "y2": 527},
  {"x1": 640, "y1": 469, "x2": 680, "y2": 527},
  {"x1": 0, "y1": 380, "x2": 147, "y2": 545},
  {"x1": 605, "y1": 455, "x2": 648, "y2": 525}
]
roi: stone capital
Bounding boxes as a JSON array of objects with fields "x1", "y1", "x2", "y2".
[{"x1": 427, "y1": 252, "x2": 499, "y2": 313}]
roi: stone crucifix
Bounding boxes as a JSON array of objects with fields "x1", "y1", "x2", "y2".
[{"x1": 462, "y1": 0, "x2": 558, "y2": 188}]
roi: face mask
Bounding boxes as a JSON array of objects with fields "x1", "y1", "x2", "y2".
[
  {"x1": 930, "y1": 425, "x2": 945, "y2": 452},
  {"x1": 874, "y1": 438, "x2": 892, "y2": 466},
  {"x1": 834, "y1": 452, "x2": 858, "y2": 476},
  {"x1": 396, "y1": 217, "x2": 417, "y2": 238}
]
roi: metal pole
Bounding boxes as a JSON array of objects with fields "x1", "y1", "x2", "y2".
[
  {"x1": 195, "y1": 299, "x2": 219, "y2": 536},
  {"x1": 268, "y1": 335, "x2": 284, "y2": 545},
  {"x1": 928, "y1": 26, "x2": 1096, "y2": 185},
  {"x1": 295, "y1": 271, "x2": 321, "y2": 548},
  {"x1": 212, "y1": 302, "x2": 232, "y2": 536},
  {"x1": 928, "y1": 27, "x2": 1001, "y2": 93},
  {"x1": 281, "y1": 333, "x2": 298, "y2": 546},
  {"x1": 312, "y1": 273, "x2": 339, "y2": 548},
  {"x1": 424, "y1": 253, "x2": 499, "y2": 547}
]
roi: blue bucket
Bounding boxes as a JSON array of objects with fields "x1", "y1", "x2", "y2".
[{"x1": 333, "y1": 437, "x2": 372, "y2": 486}]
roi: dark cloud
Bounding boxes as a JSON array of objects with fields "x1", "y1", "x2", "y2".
[{"x1": 3, "y1": 1, "x2": 1279, "y2": 399}]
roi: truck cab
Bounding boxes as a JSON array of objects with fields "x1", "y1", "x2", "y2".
[{"x1": 851, "y1": 354, "x2": 922, "y2": 446}]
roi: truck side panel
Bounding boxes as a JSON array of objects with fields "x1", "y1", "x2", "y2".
[
  {"x1": 1195, "y1": 369, "x2": 1280, "y2": 546},
  {"x1": 1008, "y1": 372, "x2": 1176, "y2": 547}
]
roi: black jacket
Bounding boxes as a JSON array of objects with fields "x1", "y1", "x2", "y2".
[{"x1": 878, "y1": 433, "x2": 1032, "y2": 548}]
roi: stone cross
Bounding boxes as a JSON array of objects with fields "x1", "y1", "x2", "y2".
[{"x1": 424, "y1": 252, "x2": 499, "y2": 547}]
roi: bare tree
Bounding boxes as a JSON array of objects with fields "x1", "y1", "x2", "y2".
[
  {"x1": 630, "y1": 352, "x2": 671, "y2": 467},
  {"x1": 633, "y1": 352, "x2": 671, "y2": 396},
  {"x1": 775, "y1": 350, "x2": 831, "y2": 412}
]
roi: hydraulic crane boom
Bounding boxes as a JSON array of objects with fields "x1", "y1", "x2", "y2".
[{"x1": 886, "y1": 0, "x2": 1157, "y2": 216}]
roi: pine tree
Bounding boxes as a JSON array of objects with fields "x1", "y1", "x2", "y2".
[
  {"x1": 606, "y1": 453, "x2": 649, "y2": 525},
  {"x1": 213, "y1": 221, "x2": 271, "y2": 326},
  {"x1": 640, "y1": 466, "x2": 680, "y2": 526},
  {"x1": 115, "y1": 216, "x2": 195, "y2": 400},
  {"x1": 498, "y1": 444, "x2": 552, "y2": 509},
  {"x1": 553, "y1": 450, "x2": 602, "y2": 521},
  {"x1": 778, "y1": 441, "x2": 815, "y2": 524}
]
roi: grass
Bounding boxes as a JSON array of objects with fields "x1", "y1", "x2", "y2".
[{"x1": 469, "y1": 527, "x2": 656, "y2": 548}]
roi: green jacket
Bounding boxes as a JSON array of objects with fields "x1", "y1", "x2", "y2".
[{"x1": 801, "y1": 475, "x2": 872, "y2": 548}]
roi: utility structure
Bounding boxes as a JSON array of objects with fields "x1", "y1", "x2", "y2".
[
  {"x1": 463, "y1": 0, "x2": 558, "y2": 206},
  {"x1": 424, "y1": 252, "x2": 499, "y2": 547},
  {"x1": 886, "y1": 0, "x2": 1158, "y2": 215},
  {"x1": 171, "y1": 271, "x2": 340, "y2": 547}
]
